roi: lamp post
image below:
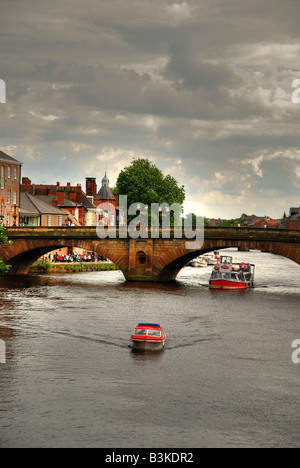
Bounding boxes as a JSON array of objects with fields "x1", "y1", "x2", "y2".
[
  {"x1": 10, "y1": 203, "x2": 18, "y2": 227},
  {"x1": 11, "y1": 204, "x2": 18, "y2": 226}
]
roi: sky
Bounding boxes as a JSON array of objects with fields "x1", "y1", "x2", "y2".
[{"x1": 0, "y1": 0, "x2": 299, "y2": 219}]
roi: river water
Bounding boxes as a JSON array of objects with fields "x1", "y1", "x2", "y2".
[{"x1": 0, "y1": 248, "x2": 299, "y2": 448}]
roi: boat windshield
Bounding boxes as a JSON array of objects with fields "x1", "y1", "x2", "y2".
[
  {"x1": 134, "y1": 328, "x2": 161, "y2": 337},
  {"x1": 147, "y1": 329, "x2": 161, "y2": 337},
  {"x1": 220, "y1": 256, "x2": 233, "y2": 264}
]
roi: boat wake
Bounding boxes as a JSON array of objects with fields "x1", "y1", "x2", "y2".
[
  {"x1": 167, "y1": 336, "x2": 219, "y2": 350},
  {"x1": 0, "y1": 322, "x2": 129, "y2": 349}
]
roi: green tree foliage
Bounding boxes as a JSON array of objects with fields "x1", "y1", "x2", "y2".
[
  {"x1": 217, "y1": 215, "x2": 245, "y2": 227},
  {"x1": 115, "y1": 158, "x2": 185, "y2": 224},
  {"x1": 0, "y1": 226, "x2": 11, "y2": 273},
  {"x1": 184, "y1": 213, "x2": 210, "y2": 227}
]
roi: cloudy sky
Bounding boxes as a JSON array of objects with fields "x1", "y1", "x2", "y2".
[{"x1": 1, "y1": 0, "x2": 300, "y2": 218}]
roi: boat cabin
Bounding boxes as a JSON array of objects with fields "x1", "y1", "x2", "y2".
[
  {"x1": 210, "y1": 255, "x2": 255, "y2": 289},
  {"x1": 133, "y1": 323, "x2": 163, "y2": 337}
]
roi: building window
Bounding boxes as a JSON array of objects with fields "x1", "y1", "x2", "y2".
[
  {"x1": 58, "y1": 215, "x2": 62, "y2": 226},
  {"x1": 7, "y1": 190, "x2": 11, "y2": 204},
  {"x1": 14, "y1": 166, "x2": 17, "y2": 179},
  {"x1": 0, "y1": 200, "x2": 4, "y2": 217},
  {"x1": 0, "y1": 166, "x2": 4, "y2": 189},
  {"x1": 13, "y1": 191, "x2": 17, "y2": 205},
  {"x1": 7, "y1": 166, "x2": 11, "y2": 178},
  {"x1": 47, "y1": 215, "x2": 51, "y2": 226},
  {"x1": 6, "y1": 213, "x2": 10, "y2": 226}
]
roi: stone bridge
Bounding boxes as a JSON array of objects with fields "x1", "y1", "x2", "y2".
[{"x1": 1, "y1": 227, "x2": 299, "y2": 282}]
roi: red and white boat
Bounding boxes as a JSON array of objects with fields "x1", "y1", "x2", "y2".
[
  {"x1": 130, "y1": 323, "x2": 166, "y2": 351},
  {"x1": 209, "y1": 255, "x2": 255, "y2": 290}
]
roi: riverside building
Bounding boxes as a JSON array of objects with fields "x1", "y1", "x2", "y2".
[{"x1": 0, "y1": 150, "x2": 22, "y2": 226}]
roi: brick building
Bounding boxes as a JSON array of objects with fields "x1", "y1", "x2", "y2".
[
  {"x1": 86, "y1": 173, "x2": 122, "y2": 226},
  {"x1": 19, "y1": 192, "x2": 69, "y2": 226},
  {"x1": 0, "y1": 150, "x2": 22, "y2": 226},
  {"x1": 279, "y1": 207, "x2": 300, "y2": 230},
  {"x1": 21, "y1": 179, "x2": 96, "y2": 226}
]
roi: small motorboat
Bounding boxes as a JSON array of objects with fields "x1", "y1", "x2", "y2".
[
  {"x1": 189, "y1": 256, "x2": 207, "y2": 267},
  {"x1": 130, "y1": 323, "x2": 166, "y2": 351},
  {"x1": 209, "y1": 255, "x2": 255, "y2": 290},
  {"x1": 203, "y1": 251, "x2": 219, "y2": 265}
]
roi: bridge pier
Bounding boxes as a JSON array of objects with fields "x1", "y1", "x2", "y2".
[{"x1": 127, "y1": 239, "x2": 154, "y2": 281}]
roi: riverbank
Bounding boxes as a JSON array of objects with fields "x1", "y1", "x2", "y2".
[{"x1": 29, "y1": 261, "x2": 119, "y2": 273}]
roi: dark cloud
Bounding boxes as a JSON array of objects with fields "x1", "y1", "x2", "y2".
[
  {"x1": 163, "y1": 43, "x2": 241, "y2": 91},
  {"x1": 0, "y1": 0, "x2": 299, "y2": 218}
]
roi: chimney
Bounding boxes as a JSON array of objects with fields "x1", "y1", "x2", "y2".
[
  {"x1": 76, "y1": 185, "x2": 81, "y2": 204},
  {"x1": 86, "y1": 177, "x2": 97, "y2": 197},
  {"x1": 69, "y1": 188, "x2": 76, "y2": 202},
  {"x1": 22, "y1": 177, "x2": 31, "y2": 193},
  {"x1": 52, "y1": 197, "x2": 58, "y2": 208},
  {"x1": 57, "y1": 188, "x2": 64, "y2": 205}
]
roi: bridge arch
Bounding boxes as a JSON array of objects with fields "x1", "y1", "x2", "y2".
[
  {"x1": 155, "y1": 238, "x2": 300, "y2": 282},
  {"x1": 1, "y1": 238, "x2": 126, "y2": 278}
]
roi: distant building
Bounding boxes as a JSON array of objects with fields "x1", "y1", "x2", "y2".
[
  {"x1": 289, "y1": 207, "x2": 300, "y2": 217},
  {"x1": 19, "y1": 192, "x2": 69, "y2": 226},
  {"x1": 207, "y1": 218, "x2": 226, "y2": 226},
  {"x1": 279, "y1": 206, "x2": 300, "y2": 230},
  {"x1": 242, "y1": 214, "x2": 262, "y2": 226},
  {"x1": 21, "y1": 179, "x2": 96, "y2": 226},
  {"x1": 86, "y1": 173, "x2": 125, "y2": 226},
  {"x1": 247, "y1": 218, "x2": 280, "y2": 229},
  {"x1": 0, "y1": 150, "x2": 22, "y2": 226}
]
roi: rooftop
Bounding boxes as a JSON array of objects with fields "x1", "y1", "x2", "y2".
[
  {"x1": 20, "y1": 192, "x2": 66, "y2": 216},
  {"x1": 0, "y1": 150, "x2": 22, "y2": 166},
  {"x1": 96, "y1": 173, "x2": 116, "y2": 201}
]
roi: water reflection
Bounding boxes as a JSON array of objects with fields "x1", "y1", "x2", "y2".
[{"x1": 129, "y1": 349, "x2": 165, "y2": 362}]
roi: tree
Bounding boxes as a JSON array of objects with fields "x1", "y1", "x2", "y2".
[
  {"x1": 115, "y1": 158, "x2": 185, "y2": 224},
  {"x1": 184, "y1": 213, "x2": 210, "y2": 227},
  {"x1": 0, "y1": 226, "x2": 11, "y2": 273}
]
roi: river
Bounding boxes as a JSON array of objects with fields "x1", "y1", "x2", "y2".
[{"x1": 0, "y1": 248, "x2": 299, "y2": 448}]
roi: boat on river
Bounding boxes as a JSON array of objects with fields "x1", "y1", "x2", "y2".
[
  {"x1": 130, "y1": 323, "x2": 166, "y2": 351},
  {"x1": 204, "y1": 251, "x2": 219, "y2": 265},
  {"x1": 189, "y1": 256, "x2": 207, "y2": 267},
  {"x1": 209, "y1": 255, "x2": 255, "y2": 290}
]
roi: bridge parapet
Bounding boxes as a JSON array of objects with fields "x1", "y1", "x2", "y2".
[{"x1": 4, "y1": 226, "x2": 300, "y2": 242}]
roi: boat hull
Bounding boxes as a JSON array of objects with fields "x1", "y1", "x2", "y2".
[
  {"x1": 210, "y1": 280, "x2": 253, "y2": 290},
  {"x1": 131, "y1": 338, "x2": 165, "y2": 351},
  {"x1": 190, "y1": 261, "x2": 207, "y2": 267}
]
